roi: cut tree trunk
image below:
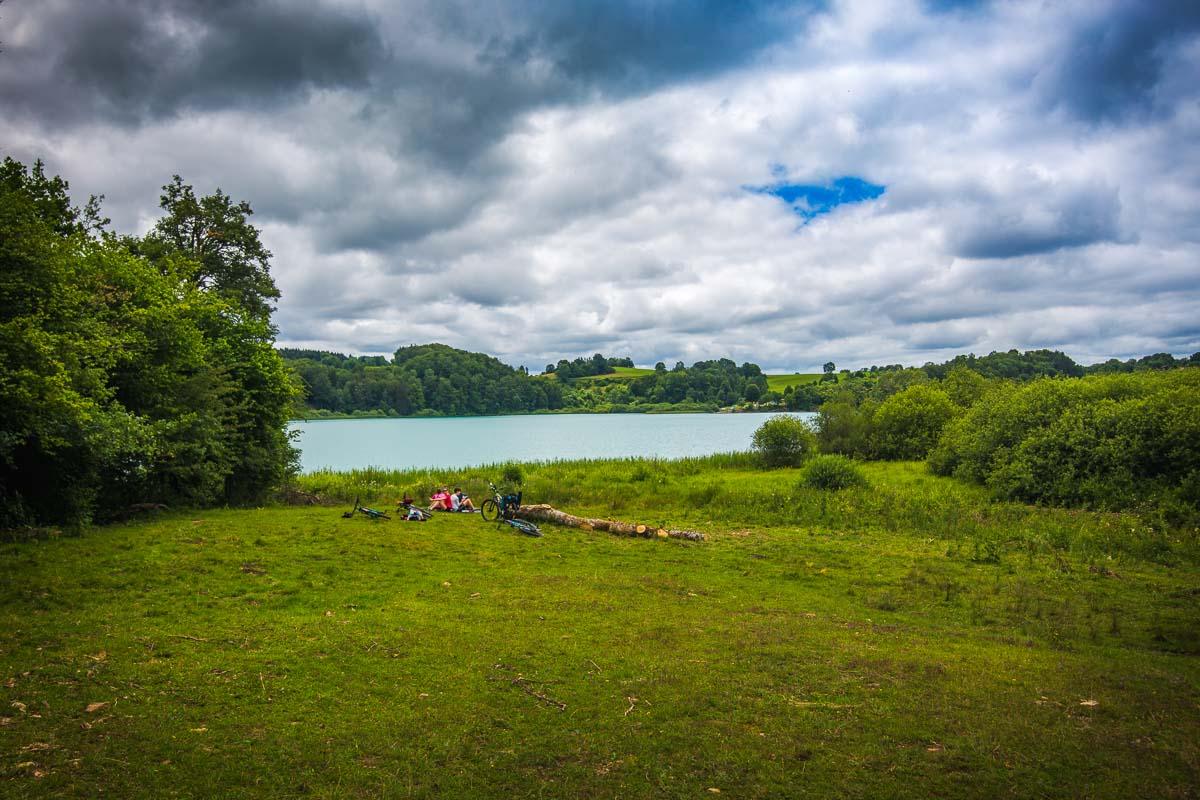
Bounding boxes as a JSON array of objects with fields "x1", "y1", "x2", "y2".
[{"x1": 514, "y1": 504, "x2": 704, "y2": 542}]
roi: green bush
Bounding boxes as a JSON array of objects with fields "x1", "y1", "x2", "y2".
[
  {"x1": 0, "y1": 158, "x2": 296, "y2": 528},
  {"x1": 501, "y1": 464, "x2": 525, "y2": 486},
  {"x1": 815, "y1": 399, "x2": 876, "y2": 457},
  {"x1": 929, "y1": 370, "x2": 1200, "y2": 513},
  {"x1": 801, "y1": 455, "x2": 868, "y2": 490},
  {"x1": 872, "y1": 384, "x2": 959, "y2": 460},
  {"x1": 751, "y1": 415, "x2": 817, "y2": 468}
]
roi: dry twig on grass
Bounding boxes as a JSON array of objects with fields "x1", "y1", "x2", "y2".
[{"x1": 490, "y1": 664, "x2": 566, "y2": 711}]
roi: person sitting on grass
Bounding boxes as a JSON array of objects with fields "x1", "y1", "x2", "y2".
[
  {"x1": 430, "y1": 487, "x2": 452, "y2": 511},
  {"x1": 400, "y1": 495, "x2": 427, "y2": 521},
  {"x1": 451, "y1": 487, "x2": 475, "y2": 512}
]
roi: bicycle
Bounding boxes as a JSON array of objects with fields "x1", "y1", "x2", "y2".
[
  {"x1": 342, "y1": 497, "x2": 390, "y2": 521},
  {"x1": 396, "y1": 502, "x2": 432, "y2": 522},
  {"x1": 480, "y1": 481, "x2": 541, "y2": 537}
]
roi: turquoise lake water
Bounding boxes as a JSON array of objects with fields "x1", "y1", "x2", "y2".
[{"x1": 290, "y1": 412, "x2": 816, "y2": 472}]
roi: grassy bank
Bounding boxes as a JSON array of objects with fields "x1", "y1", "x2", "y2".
[{"x1": 2, "y1": 459, "x2": 1197, "y2": 798}]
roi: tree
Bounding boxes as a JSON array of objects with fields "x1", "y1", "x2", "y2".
[
  {"x1": 816, "y1": 400, "x2": 876, "y2": 457},
  {"x1": 0, "y1": 157, "x2": 297, "y2": 527},
  {"x1": 752, "y1": 415, "x2": 817, "y2": 468},
  {"x1": 143, "y1": 176, "x2": 280, "y2": 320},
  {"x1": 872, "y1": 384, "x2": 958, "y2": 460},
  {"x1": 942, "y1": 366, "x2": 988, "y2": 408}
]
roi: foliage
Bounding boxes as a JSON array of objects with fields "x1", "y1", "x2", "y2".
[
  {"x1": 929, "y1": 370, "x2": 1200, "y2": 517},
  {"x1": 921, "y1": 348, "x2": 1085, "y2": 380},
  {"x1": 801, "y1": 454, "x2": 869, "y2": 490},
  {"x1": 872, "y1": 384, "x2": 960, "y2": 460},
  {"x1": 0, "y1": 157, "x2": 296, "y2": 528},
  {"x1": 1084, "y1": 351, "x2": 1200, "y2": 374},
  {"x1": 941, "y1": 366, "x2": 990, "y2": 408},
  {"x1": 282, "y1": 348, "x2": 770, "y2": 416},
  {"x1": 815, "y1": 399, "x2": 877, "y2": 457},
  {"x1": 751, "y1": 414, "x2": 817, "y2": 467},
  {"x1": 501, "y1": 464, "x2": 524, "y2": 486},
  {"x1": 282, "y1": 344, "x2": 1199, "y2": 420},
  {"x1": 139, "y1": 175, "x2": 279, "y2": 320},
  {"x1": 542, "y1": 352, "x2": 634, "y2": 379}
]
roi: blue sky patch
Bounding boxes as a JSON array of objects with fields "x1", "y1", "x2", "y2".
[{"x1": 748, "y1": 176, "x2": 886, "y2": 220}]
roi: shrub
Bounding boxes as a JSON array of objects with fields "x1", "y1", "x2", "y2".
[
  {"x1": 872, "y1": 384, "x2": 959, "y2": 460},
  {"x1": 816, "y1": 400, "x2": 876, "y2": 457},
  {"x1": 929, "y1": 370, "x2": 1200, "y2": 513},
  {"x1": 751, "y1": 415, "x2": 817, "y2": 468},
  {"x1": 501, "y1": 464, "x2": 524, "y2": 486},
  {"x1": 802, "y1": 455, "x2": 868, "y2": 490}
]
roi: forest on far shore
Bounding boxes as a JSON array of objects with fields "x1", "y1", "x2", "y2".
[{"x1": 281, "y1": 344, "x2": 1200, "y2": 418}]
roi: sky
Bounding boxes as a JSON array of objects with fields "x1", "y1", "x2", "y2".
[{"x1": 2, "y1": 0, "x2": 1199, "y2": 372}]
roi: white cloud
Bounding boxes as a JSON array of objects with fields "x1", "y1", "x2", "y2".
[{"x1": 4, "y1": 0, "x2": 1198, "y2": 371}]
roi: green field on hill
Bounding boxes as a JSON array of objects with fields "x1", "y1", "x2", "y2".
[
  {"x1": 573, "y1": 366, "x2": 658, "y2": 382},
  {"x1": 765, "y1": 373, "x2": 825, "y2": 392},
  {"x1": 3, "y1": 457, "x2": 1197, "y2": 798}
]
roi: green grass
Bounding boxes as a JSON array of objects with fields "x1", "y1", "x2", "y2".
[
  {"x1": 574, "y1": 367, "x2": 658, "y2": 383},
  {"x1": 765, "y1": 373, "x2": 824, "y2": 392},
  {"x1": 2, "y1": 459, "x2": 1198, "y2": 798}
]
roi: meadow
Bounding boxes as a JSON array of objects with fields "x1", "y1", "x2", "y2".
[
  {"x1": 1, "y1": 457, "x2": 1197, "y2": 798},
  {"x1": 765, "y1": 374, "x2": 824, "y2": 393},
  {"x1": 573, "y1": 366, "x2": 658, "y2": 382}
]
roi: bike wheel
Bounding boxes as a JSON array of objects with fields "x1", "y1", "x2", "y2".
[
  {"x1": 508, "y1": 519, "x2": 542, "y2": 537},
  {"x1": 480, "y1": 499, "x2": 499, "y2": 522}
]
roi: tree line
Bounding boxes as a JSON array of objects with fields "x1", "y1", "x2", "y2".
[
  {"x1": 283, "y1": 349, "x2": 773, "y2": 416},
  {"x1": 285, "y1": 344, "x2": 1200, "y2": 418},
  {"x1": 1, "y1": 158, "x2": 296, "y2": 529},
  {"x1": 778, "y1": 348, "x2": 1200, "y2": 412},
  {"x1": 542, "y1": 353, "x2": 635, "y2": 380},
  {"x1": 283, "y1": 344, "x2": 568, "y2": 417}
]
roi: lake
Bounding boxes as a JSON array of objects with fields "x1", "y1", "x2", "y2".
[{"x1": 290, "y1": 412, "x2": 816, "y2": 472}]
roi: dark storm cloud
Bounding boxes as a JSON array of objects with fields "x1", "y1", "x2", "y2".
[
  {"x1": 953, "y1": 184, "x2": 1123, "y2": 260},
  {"x1": 0, "y1": 0, "x2": 385, "y2": 126},
  {"x1": 523, "y1": 0, "x2": 817, "y2": 91},
  {"x1": 3, "y1": 0, "x2": 817, "y2": 146},
  {"x1": 1040, "y1": 0, "x2": 1200, "y2": 123},
  {"x1": 368, "y1": 0, "x2": 823, "y2": 165}
]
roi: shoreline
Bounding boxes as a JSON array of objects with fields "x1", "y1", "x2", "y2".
[{"x1": 289, "y1": 405, "x2": 812, "y2": 422}]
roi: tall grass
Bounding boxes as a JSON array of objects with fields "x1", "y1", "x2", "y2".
[{"x1": 294, "y1": 456, "x2": 1198, "y2": 565}]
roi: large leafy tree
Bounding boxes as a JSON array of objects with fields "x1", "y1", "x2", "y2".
[
  {"x1": 0, "y1": 157, "x2": 132, "y2": 525},
  {"x1": 0, "y1": 157, "x2": 296, "y2": 528},
  {"x1": 142, "y1": 176, "x2": 280, "y2": 321}
]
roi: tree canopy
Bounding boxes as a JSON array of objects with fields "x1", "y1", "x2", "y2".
[{"x1": 0, "y1": 157, "x2": 296, "y2": 528}]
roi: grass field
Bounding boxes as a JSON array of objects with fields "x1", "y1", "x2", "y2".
[
  {"x1": 574, "y1": 367, "x2": 658, "y2": 383},
  {"x1": 765, "y1": 374, "x2": 825, "y2": 393},
  {"x1": 2, "y1": 458, "x2": 1197, "y2": 798}
]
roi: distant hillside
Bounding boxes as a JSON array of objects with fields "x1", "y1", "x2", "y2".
[
  {"x1": 280, "y1": 345, "x2": 1200, "y2": 418},
  {"x1": 282, "y1": 343, "x2": 563, "y2": 417}
]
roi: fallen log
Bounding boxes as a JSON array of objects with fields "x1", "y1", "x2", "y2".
[{"x1": 515, "y1": 504, "x2": 704, "y2": 542}]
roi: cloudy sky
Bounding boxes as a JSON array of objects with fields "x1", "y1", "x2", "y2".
[{"x1": 3, "y1": 0, "x2": 1199, "y2": 371}]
